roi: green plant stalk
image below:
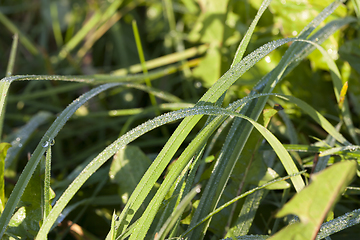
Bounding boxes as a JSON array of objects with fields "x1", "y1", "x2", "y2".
[
  {"x1": 0, "y1": 143, "x2": 11, "y2": 213},
  {"x1": 111, "y1": 44, "x2": 208, "y2": 75},
  {"x1": 6, "y1": 33, "x2": 18, "y2": 77},
  {"x1": 132, "y1": 20, "x2": 159, "y2": 113},
  {"x1": 50, "y1": 2, "x2": 63, "y2": 47},
  {"x1": 167, "y1": 147, "x2": 206, "y2": 239},
  {"x1": 110, "y1": 211, "x2": 117, "y2": 240},
  {"x1": 43, "y1": 145, "x2": 52, "y2": 221},
  {"x1": 1, "y1": 33, "x2": 18, "y2": 141},
  {"x1": 0, "y1": 80, "x2": 11, "y2": 141}
]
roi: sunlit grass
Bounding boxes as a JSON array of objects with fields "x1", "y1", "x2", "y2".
[{"x1": 0, "y1": 0, "x2": 359, "y2": 239}]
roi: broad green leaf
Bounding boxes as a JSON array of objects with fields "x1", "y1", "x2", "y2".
[
  {"x1": 193, "y1": 47, "x2": 222, "y2": 87},
  {"x1": 269, "y1": 0, "x2": 346, "y2": 70},
  {"x1": 0, "y1": 143, "x2": 11, "y2": 213},
  {"x1": 5, "y1": 157, "x2": 52, "y2": 239},
  {"x1": 189, "y1": 0, "x2": 230, "y2": 86},
  {"x1": 269, "y1": 160, "x2": 357, "y2": 240},
  {"x1": 109, "y1": 145, "x2": 151, "y2": 204},
  {"x1": 259, "y1": 168, "x2": 290, "y2": 190}
]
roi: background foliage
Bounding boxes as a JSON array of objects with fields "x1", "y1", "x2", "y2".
[{"x1": 0, "y1": 0, "x2": 360, "y2": 239}]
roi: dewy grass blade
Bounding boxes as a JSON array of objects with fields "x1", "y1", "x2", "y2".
[
  {"x1": 0, "y1": 83, "x2": 121, "y2": 239},
  {"x1": 182, "y1": 171, "x2": 306, "y2": 238},
  {"x1": 127, "y1": 106, "x2": 304, "y2": 239},
  {"x1": 156, "y1": 1, "x2": 274, "y2": 232},
  {"x1": 113, "y1": 38, "x2": 295, "y2": 237},
  {"x1": 187, "y1": 2, "x2": 345, "y2": 239},
  {"x1": 0, "y1": 72, "x2": 171, "y2": 140},
  {"x1": 43, "y1": 145, "x2": 52, "y2": 222},
  {"x1": 0, "y1": 75, "x2": 89, "y2": 140},
  {"x1": 316, "y1": 208, "x2": 360, "y2": 239},
  {"x1": 124, "y1": 81, "x2": 341, "y2": 238},
  {"x1": 35, "y1": 102, "x2": 301, "y2": 239}
]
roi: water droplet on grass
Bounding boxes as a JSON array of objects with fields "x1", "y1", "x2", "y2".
[{"x1": 42, "y1": 141, "x2": 50, "y2": 148}]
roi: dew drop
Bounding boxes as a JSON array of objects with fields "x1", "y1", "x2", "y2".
[
  {"x1": 265, "y1": 56, "x2": 271, "y2": 63},
  {"x1": 42, "y1": 141, "x2": 49, "y2": 148}
]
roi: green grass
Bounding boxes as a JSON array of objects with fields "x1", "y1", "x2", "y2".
[{"x1": 0, "y1": 0, "x2": 360, "y2": 239}]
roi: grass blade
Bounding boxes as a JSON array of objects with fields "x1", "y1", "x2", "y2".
[
  {"x1": 317, "y1": 208, "x2": 360, "y2": 239},
  {"x1": 6, "y1": 33, "x2": 18, "y2": 77},
  {"x1": 182, "y1": 171, "x2": 305, "y2": 238},
  {"x1": 113, "y1": 37, "x2": 295, "y2": 238},
  {"x1": 154, "y1": 185, "x2": 201, "y2": 240},
  {"x1": 0, "y1": 143, "x2": 11, "y2": 213},
  {"x1": 42, "y1": 145, "x2": 52, "y2": 222},
  {"x1": 232, "y1": 0, "x2": 272, "y2": 66},
  {"x1": 0, "y1": 83, "x2": 121, "y2": 239},
  {"x1": 187, "y1": 2, "x2": 345, "y2": 239}
]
